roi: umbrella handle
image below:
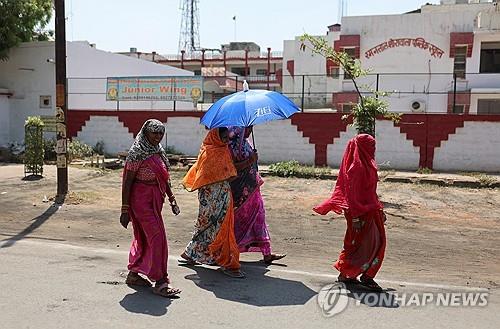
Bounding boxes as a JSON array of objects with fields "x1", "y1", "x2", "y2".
[{"x1": 251, "y1": 130, "x2": 257, "y2": 152}]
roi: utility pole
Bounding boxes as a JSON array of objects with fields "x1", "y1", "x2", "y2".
[{"x1": 55, "y1": 0, "x2": 68, "y2": 198}]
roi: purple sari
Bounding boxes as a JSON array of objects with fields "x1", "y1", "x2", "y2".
[{"x1": 228, "y1": 127, "x2": 271, "y2": 255}]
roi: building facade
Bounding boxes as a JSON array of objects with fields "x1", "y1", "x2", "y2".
[{"x1": 283, "y1": 0, "x2": 500, "y2": 113}]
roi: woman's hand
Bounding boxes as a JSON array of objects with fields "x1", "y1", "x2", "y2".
[
  {"x1": 352, "y1": 218, "x2": 363, "y2": 230},
  {"x1": 169, "y1": 197, "x2": 180, "y2": 216},
  {"x1": 120, "y1": 212, "x2": 130, "y2": 229},
  {"x1": 250, "y1": 152, "x2": 258, "y2": 164}
]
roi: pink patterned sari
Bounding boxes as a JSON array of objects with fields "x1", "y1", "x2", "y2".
[
  {"x1": 228, "y1": 127, "x2": 271, "y2": 255},
  {"x1": 125, "y1": 154, "x2": 170, "y2": 282}
]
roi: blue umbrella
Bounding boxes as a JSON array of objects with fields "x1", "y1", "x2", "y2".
[{"x1": 200, "y1": 82, "x2": 300, "y2": 129}]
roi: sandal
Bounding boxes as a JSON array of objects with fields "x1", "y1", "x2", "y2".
[
  {"x1": 360, "y1": 275, "x2": 383, "y2": 292},
  {"x1": 178, "y1": 253, "x2": 200, "y2": 266},
  {"x1": 153, "y1": 282, "x2": 181, "y2": 298},
  {"x1": 263, "y1": 253, "x2": 287, "y2": 265},
  {"x1": 337, "y1": 274, "x2": 360, "y2": 285},
  {"x1": 221, "y1": 268, "x2": 246, "y2": 279},
  {"x1": 125, "y1": 272, "x2": 152, "y2": 287}
]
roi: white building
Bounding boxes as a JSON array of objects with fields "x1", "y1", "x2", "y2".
[
  {"x1": 0, "y1": 41, "x2": 194, "y2": 148},
  {"x1": 283, "y1": 0, "x2": 500, "y2": 113}
]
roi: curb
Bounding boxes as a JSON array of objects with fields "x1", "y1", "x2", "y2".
[{"x1": 260, "y1": 170, "x2": 500, "y2": 189}]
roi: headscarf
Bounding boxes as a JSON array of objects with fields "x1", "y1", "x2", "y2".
[
  {"x1": 228, "y1": 127, "x2": 254, "y2": 162},
  {"x1": 126, "y1": 119, "x2": 170, "y2": 168},
  {"x1": 313, "y1": 134, "x2": 383, "y2": 218},
  {"x1": 183, "y1": 129, "x2": 237, "y2": 192}
]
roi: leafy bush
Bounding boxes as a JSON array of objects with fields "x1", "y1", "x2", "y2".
[
  {"x1": 24, "y1": 116, "x2": 44, "y2": 175},
  {"x1": 43, "y1": 138, "x2": 57, "y2": 161},
  {"x1": 269, "y1": 160, "x2": 332, "y2": 178},
  {"x1": 68, "y1": 139, "x2": 93, "y2": 161}
]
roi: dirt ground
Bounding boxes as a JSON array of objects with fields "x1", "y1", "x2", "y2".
[{"x1": 1, "y1": 163, "x2": 499, "y2": 289}]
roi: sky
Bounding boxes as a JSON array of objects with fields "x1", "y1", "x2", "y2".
[{"x1": 48, "y1": 0, "x2": 440, "y2": 54}]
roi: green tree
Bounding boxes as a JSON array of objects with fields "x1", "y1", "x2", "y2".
[
  {"x1": 300, "y1": 33, "x2": 400, "y2": 136},
  {"x1": 0, "y1": 0, "x2": 53, "y2": 60}
]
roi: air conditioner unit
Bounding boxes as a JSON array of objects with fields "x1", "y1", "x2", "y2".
[{"x1": 410, "y1": 100, "x2": 426, "y2": 112}]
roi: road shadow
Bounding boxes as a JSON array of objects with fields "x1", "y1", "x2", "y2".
[
  {"x1": 119, "y1": 285, "x2": 172, "y2": 316},
  {"x1": 184, "y1": 264, "x2": 316, "y2": 307},
  {"x1": 344, "y1": 283, "x2": 400, "y2": 308},
  {"x1": 0, "y1": 198, "x2": 64, "y2": 249},
  {"x1": 21, "y1": 174, "x2": 44, "y2": 181}
]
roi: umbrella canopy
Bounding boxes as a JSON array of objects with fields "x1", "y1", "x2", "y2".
[{"x1": 201, "y1": 82, "x2": 300, "y2": 129}]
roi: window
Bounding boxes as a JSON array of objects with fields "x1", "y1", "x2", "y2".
[
  {"x1": 194, "y1": 70, "x2": 201, "y2": 76},
  {"x1": 230, "y1": 67, "x2": 247, "y2": 76},
  {"x1": 343, "y1": 48, "x2": 356, "y2": 80},
  {"x1": 477, "y1": 99, "x2": 500, "y2": 114},
  {"x1": 256, "y1": 69, "x2": 268, "y2": 76},
  {"x1": 39, "y1": 95, "x2": 52, "y2": 109},
  {"x1": 480, "y1": 42, "x2": 500, "y2": 73},
  {"x1": 453, "y1": 46, "x2": 467, "y2": 79},
  {"x1": 327, "y1": 66, "x2": 340, "y2": 78},
  {"x1": 341, "y1": 103, "x2": 355, "y2": 113},
  {"x1": 452, "y1": 105, "x2": 465, "y2": 114}
]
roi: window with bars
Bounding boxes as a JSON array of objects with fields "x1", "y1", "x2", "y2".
[
  {"x1": 480, "y1": 42, "x2": 500, "y2": 73},
  {"x1": 477, "y1": 99, "x2": 500, "y2": 114},
  {"x1": 453, "y1": 46, "x2": 467, "y2": 79},
  {"x1": 343, "y1": 48, "x2": 356, "y2": 80}
]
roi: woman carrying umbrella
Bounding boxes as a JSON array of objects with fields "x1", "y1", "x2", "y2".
[
  {"x1": 313, "y1": 134, "x2": 386, "y2": 291},
  {"x1": 228, "y1": 126, "x2": 286, "y2": 264},
  {"x1": 120, "y1": 119, "x2": 181, "y2": 298},
  {"x1": 180, "y1": 128, "x2": 244, "y2": 278}
]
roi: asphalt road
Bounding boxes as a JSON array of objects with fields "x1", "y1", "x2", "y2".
[{"x1": 0, "y1": 238, "x2": 498, "y2": 329}]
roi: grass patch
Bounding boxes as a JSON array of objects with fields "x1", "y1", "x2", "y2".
[
  {"x1": 460, "y1": 172, "x2": 498, "y2": 187},
  {"x1": 417, "y1": 167, "x2": 433, "y2": 175},
  {"x1": 268, "y1": 160, "x2": 333, "y2": 179}
]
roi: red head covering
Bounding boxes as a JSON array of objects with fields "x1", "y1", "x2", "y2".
[{"x1": 313, "y1": 134, "x2": 383, "y2": 218}]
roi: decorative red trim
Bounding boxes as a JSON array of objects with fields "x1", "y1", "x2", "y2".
[
  {"x1": 67, "y1": 110, "x2": 204, "y2": 138},
  {"x1": 291, "y1": 113, "x2": 350, "y2": 166},
  {"x1": 334, "y1": 35, "x2": 361, "y2": 59},
  {"x1": 286, "y1": 60, "x2": 295, "y2": 77},
  {"x1": 332, "y1": 92, "x2": 359, "y2": 110},
  {"x1": 450, "y1": 32, "x2": 473, "y2": 58},
  {"x1": 395, "y1": 114, "x2": 465, "y2": 168}
]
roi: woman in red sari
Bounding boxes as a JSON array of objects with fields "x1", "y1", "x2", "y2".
[
  {"x1": 120, "y1": 119, "x2": 181, "y2": 298},
  {"x1": 313, "y1": 134, "x2": 386, "y2": 291}
]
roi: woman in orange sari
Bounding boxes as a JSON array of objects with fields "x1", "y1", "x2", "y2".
[
  {"x1": 180, "y1": 128, "x2": 244, "y2": 278},
  {"x1": 313, "y1": 134, "x2": 386, "y2": 291}
]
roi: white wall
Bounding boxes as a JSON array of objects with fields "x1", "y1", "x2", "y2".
[
  {"x1": 67, "y1": 41, "x2": 194, "y2": 111},
  {"x1": 0, "y1": 41, "x2": 197, "y2": 144},
  {"x1": 76, "y1": 116, "x2": 134, "y2": 154},
  {"x1": 253, "y1": 120, "x2": 316, "y2": 165},
  {"x1": 0, "y1": 42, "x2": 56, "y2": 143},
  {"x1": 165, "y1": 117, "x2": 207, "y2": 155},
  {"x1": 434, "y1": 121, "x2": 500, "y2": 171},
  {"x1": 0, "y1": 93, "x2": 10, "y2": 146},
  {"x1": 282, "y1": 2, "x2": 500, "y2": 112}
]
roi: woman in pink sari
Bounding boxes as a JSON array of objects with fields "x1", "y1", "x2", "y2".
[
  {"x1": 120, "y1": 119, "x2": 181, "y2": 298},
  {"x1": 313, "y1": 134, "x2": 386, "y2": 291},
  {"x1": 228, "y1": 126, "x2": 285, "y2": 264}
]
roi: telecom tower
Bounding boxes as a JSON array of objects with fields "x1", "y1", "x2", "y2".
[
  {"x1": 178, "y1": 0, "x2": 201, "y2": 54},
  {"x1": 338, "y1": 0, "x2": 346, "y2": 22}
]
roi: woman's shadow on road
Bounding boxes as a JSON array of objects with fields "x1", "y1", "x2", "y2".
[
  {"x1": 183, "y1": 262, "x2": 317, "y2": 307},
  {"x1": 119, "y1": 285, "x2": 175, "y2": 316}
]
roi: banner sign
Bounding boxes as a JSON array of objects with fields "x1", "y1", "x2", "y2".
[{"x1": 106, "y1": 76, "x2": 203, "y2": 102}]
